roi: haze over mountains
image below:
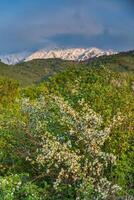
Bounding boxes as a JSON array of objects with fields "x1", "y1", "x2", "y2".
[
  {"x1": 0, "y1": 47, "x2": 116, "y2": 65},
  {"x1": 0, "y1": 52, "x2": 30, "y2": 65}
]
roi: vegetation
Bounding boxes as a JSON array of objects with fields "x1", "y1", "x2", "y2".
[
  {"x1": 0, "y1": 50, "x2": 134, "y2": 87},
  {"x1": 86, "y1": 51, "x2": 134, "y2": 72},
  {"x1": 0, "y1": 59, "x2": 77, "y2": 87},
  {"x1": 0, "y1": 52, "x2": 134, "y2": 199}
]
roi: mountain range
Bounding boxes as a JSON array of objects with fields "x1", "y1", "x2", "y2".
[
  {"x1": 0, "y1": 49, "x2": 134, "y2": 87},
  {"x1": 0, "y1": 48, "x2": 116, "y2": 65},
  {"x1": 0, "y1": 52, "x2": 31, "y2": 65}
]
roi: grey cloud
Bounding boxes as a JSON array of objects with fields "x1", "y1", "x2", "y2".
[{"x1": 0, "y1": 0, "x2": 133, "y2": 53}]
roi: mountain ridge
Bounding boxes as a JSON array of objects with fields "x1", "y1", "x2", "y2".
[
  {"x1": 25, "y1": 47, "x2": 116, "y2": 62},
  {"x1": 0, "y1": 50, "x2": 134, "y2": 87},
  {"x1": 0, "y1": 52, "x2": 30, "y2": 65},
  {"x1": 0, "y1": 47, "x2": 116, "y2": 65}
]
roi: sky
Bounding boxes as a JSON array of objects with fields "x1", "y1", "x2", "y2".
[{"x1": 0, "y1": 0, "x2": 134, "y2": 54}]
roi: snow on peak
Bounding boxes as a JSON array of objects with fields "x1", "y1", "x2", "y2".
[
  {"x1": 0, "y1": 48, "x2": 116, "y2": 65},
  {"x1": 25, "y1": 48, "x2": 116, "y2": 62},
  {"x1": 0, "y1": 52, "x2": 30, "y2": 65}
]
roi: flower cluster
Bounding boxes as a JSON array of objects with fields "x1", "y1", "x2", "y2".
[{"x1": 19, "y1": 95, "x2": 125, "y2": 199}]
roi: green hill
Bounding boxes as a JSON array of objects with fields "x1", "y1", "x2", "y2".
[
  {"x1": 0, "y1": 54, "x2": 134, "y2": 199},
  {"x1": 0, "y1": 59, "x2": 77, "y2": 86},
  {"x1": 0, "y1": 51, "x2": 134, "y2": 87},
  {"x1": 86, "y1": 50, "x2": 134, "y2": 72}
]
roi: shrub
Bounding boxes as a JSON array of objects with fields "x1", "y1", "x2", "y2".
[{"x1": 1, "y1": 95, "x2": 125, "y2": 199}]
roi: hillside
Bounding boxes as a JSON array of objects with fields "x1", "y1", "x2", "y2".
[
  {"x1": 86, "y1": 50, "x2": 134, "y2": 72},
  {"x1": 0, "y1": 50, "x2": 134, "y2": 87},
  {"x1": 0, "y1": 59, "x2": 77, "y2": 86},
  {"x1": 1, "y1": 65, "x2": 134, "y2": 199}
]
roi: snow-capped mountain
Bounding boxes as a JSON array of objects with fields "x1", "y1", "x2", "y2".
[
  {"x1": 25, "y1": 48, "x2": 116, "y2": 62},
  {"x1": 0, "y1": 52, "x2": 30, "y2": 65},
  {"x1": 0, "y1": 48, "x2": 116, "y2": 65}
]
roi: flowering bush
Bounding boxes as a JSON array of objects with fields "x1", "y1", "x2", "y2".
[
  {"x1": 0, "y1": 174, "x2": 44, "y2": 200},
  {"x1": 0, "y1": 67, "x2": 134, "y2": 199},
  {"x1": 3, "y1": 95, "x2": 123, "y2": 199}
]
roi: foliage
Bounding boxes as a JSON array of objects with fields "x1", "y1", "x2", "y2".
[
  {"x1": 1, "y1": 95, "x2": 124, "y2": 199},
  {"x1": 0, "y1": 59, "x2": 77, "y2": 86},
  {"x1": 0, "y1": 51, "x2": 134, "y2": 87},
  {"x1": 0, "y1": 77, "x2": 19, "y2": 106},
  {"x1": 0, "y1": 174, "x2": 44, "y2": 200},
  {"x1": 0, "y1": 57, "x2": 134, "y2": 199}
]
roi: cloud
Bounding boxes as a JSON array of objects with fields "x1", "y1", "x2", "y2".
[
  {"x1": 0, "y1": 0, "x2": 133, "y2": 53},
  {"x1": 47, "y1": 27, "x2": 134, "y2": 51}
]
